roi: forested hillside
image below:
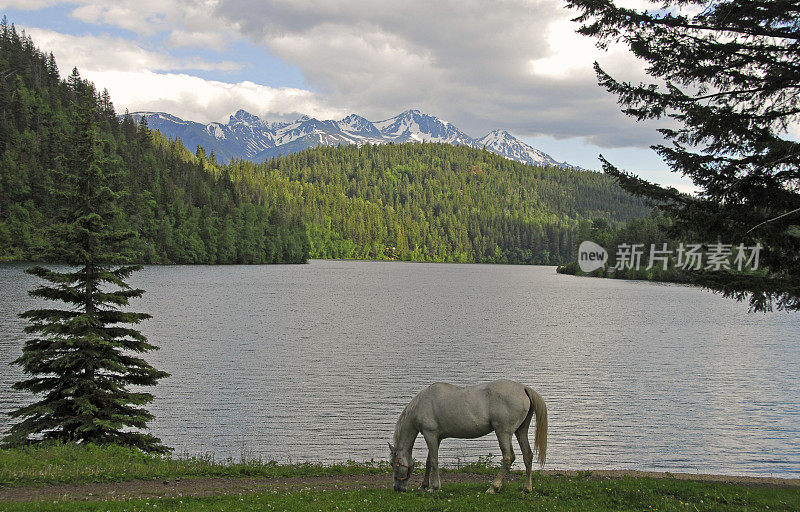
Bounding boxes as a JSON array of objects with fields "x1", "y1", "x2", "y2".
[
  {"x1": 244, "y1": 144, "x2": 649, "y2": 263},
  {"x1": 0, "y1": 19, "x2": 309, "y2": 264},
  {"x1": 0, "y1": 21, "x2": 649, "y2": 265}
]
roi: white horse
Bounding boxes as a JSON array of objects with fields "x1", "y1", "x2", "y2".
[{"x1": 389, "y1": 379, "x2": 547, "y2": 493}]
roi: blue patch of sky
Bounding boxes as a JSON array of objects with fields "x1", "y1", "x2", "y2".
[
  {"x1": 520, "y1": 134, "x2": 692, "y2": 188},
  {"x1": 165, "y1": 40, "x2": 308, "y2": 89}
]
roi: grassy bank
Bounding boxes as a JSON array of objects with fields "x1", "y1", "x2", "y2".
[
  {"x1": 3, "y1": 475, "x2": 798, "y2": 512},
  {"x1": 0, "y1": 444, "x2": 401, "y2": 487},
  {"x1": 1, "y1": 445, "x2": 797, "y2": 511},
  {"x1": 3, "y1": 480, "x2": 798, "y2": 512}
]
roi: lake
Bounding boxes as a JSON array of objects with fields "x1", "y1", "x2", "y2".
[{"x1": 1, "y1": 260, "x2": 798, "y2": 477}]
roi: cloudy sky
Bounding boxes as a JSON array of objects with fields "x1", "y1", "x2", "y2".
[{"x1": 2, "y1": 0, "x2": 695, "y2": 189}]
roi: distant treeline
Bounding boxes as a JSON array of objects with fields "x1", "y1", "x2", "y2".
[
  {"x1": 0, "y1": 20, "x2": 650, "y2": 265},
  {"x1": 557, "y1": 215, "x2": 689, "y2": 282}
]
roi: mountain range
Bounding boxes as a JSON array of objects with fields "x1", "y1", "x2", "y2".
[{"x1": 129, "y1": 109, "x2": 578, "y2": 168}]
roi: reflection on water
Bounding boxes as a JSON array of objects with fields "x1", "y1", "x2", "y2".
[{"x1": 1, "y1": 260, "x2": 798, "y2": 477}]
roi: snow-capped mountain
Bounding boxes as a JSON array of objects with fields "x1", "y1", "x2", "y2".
[
  {"x1": 337, "y1": 114, "x2": 384, "y2": 139},
  {"x1": 129, "y1": 109, "x2": 577, "y2": 168},
  {"x1": 476, "y1": 130, "x2": 572, "y2": 167},
  {"x1": 373, "y1": 109, "x2": 474, "y2": 145}
]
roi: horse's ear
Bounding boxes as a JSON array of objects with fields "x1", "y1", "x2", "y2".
[{"x1": 388, "y1": 442, "x2": 395, "y2": 454}]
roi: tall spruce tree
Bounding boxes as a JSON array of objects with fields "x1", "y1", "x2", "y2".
[
  {"x1": 2, "y1": 69, "x2": 169, "y2": 452},
  {"x1": 567, "y1": 0, "x2": 800, "y2": 311}
]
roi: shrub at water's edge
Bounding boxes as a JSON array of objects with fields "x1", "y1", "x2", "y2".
[{"x1": 556, "y1": 215, "x2": 690, "y2": 283}]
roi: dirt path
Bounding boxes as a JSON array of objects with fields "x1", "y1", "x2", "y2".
[{"x1": 1, "y1": 470, "x2": 797, "y2": 502}]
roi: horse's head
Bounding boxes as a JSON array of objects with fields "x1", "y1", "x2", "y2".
[{"x1": 388, "y1": 442, "x2": 413, "y2": 491}]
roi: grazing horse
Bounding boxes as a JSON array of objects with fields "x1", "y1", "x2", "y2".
[{"x1": 389, "y1": 379, "x2": 547, "y2": 494}]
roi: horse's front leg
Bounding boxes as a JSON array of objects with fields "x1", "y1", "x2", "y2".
[
  {"x1": 420, "y1": 452, "x2": 432, "y2": 490},
  {"x1": 487, "y1": 431, "x2": 515, "y2": 494},
  {"x1": 422, "y1": 431, "x2": 441, "y2": 491}
]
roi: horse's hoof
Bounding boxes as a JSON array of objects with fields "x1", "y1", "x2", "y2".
[
  {"x1": 486, "y1": 487, "x2": 497, "y2": 495},
  {"x1": 522, "y1": 487, "x2": 532, "y2": 494}
]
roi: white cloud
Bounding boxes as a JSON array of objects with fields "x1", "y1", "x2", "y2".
[
  {"x1": 0, "y1": 0, "x2": 54, "y2": 8},
  {"x1": 3, "y1": 0, "x2": 237, "y2": 48},
  {"x1": 267, "y1": 24, "x2": 442, "y2": 114},
  {"x1": 528, "y1": 17, "x2": 646, "y2": 81},
  {"x1": 68, "y1": 0, "x2": 207, "y2": 37},
  {"x1": 82, "y1": 70, "x2": 343, "y2": 123},
  {"x1": 165, "y1": 29, "x2": 228, "y2": 49},
  {"x1": 24, "y1": 27, "x2": 242, "y2": 72},
  {"x1": 20, "y1": 26, "x2": 340, "y2": 124}
]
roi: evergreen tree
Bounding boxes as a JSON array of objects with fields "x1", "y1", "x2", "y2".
[
  {"x1": 2, "y1": 70, "x2": 169, "y2": 453},
  {"x1": 567, "y1": 0, "x2": 800, "y2": 311}
]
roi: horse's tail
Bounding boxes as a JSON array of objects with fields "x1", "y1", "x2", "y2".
[{"x1": 524, "y1": 386, "x2": 548, "y2": 467}]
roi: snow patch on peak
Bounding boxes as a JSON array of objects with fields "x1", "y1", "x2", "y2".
[
  {"x1": 207, "y1": 123, "x2": 227, "y2": 140},
  {"x1": 131, "y1": 111, "x2": 190, "y2": 125},
  {"x1": 337, "y1": 114, "x2": 381, "y2": 137},
  {"x1": 229, "y1": 109, "x2": 280, "y2": 130},
  {"x1": 477, "y1": 129, "x2": 518, "y2": 147},
  {"x1": 475, "y1": 130, "x2": 570, "y2": 167}
]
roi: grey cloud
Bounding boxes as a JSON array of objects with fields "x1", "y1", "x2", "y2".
[
  {"x1": 213, "y1": 0, "x2": 664, "y2": 149},
  {"x1": 39, "y1": 0, "x2": 662, "y2": 148}
]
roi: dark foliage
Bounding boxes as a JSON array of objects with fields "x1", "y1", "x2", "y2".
[{"x1": 567, "y1": 0, "x2": 800, "y2": 311}]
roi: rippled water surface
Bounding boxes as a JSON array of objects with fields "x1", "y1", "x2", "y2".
[{"x1": 1, "y1": 260, "x2": 798, "y2": 477}]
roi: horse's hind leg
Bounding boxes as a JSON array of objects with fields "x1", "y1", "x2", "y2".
[
  {"x1": 487, "y1": 431, "x2": 515, "y2": 494},
  {"x1": 515, "y1": 426, "x2": 534, "y2": 493}
]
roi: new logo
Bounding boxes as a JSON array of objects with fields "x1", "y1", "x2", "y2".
[{"x1": 578, "y1": 241, "x2": 608, "y2": 272}]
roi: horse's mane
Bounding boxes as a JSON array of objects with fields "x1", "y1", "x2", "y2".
[{"x1": 393, "y1": 392, "x2": 422, "y2": 445}]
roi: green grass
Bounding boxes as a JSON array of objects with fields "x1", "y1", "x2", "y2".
[
  {"x1": 0, "y1": 444, "x2": 504, "y2": 487},
  {"x1": 1, "y1": 445, "x2": 798, "y2": 511},
  {"x1": 0, "y1": 444, "x2": 391, "y2": 487},
  {"x1": 2, "y1": 478, "x2": 799, "y2": 511}
]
